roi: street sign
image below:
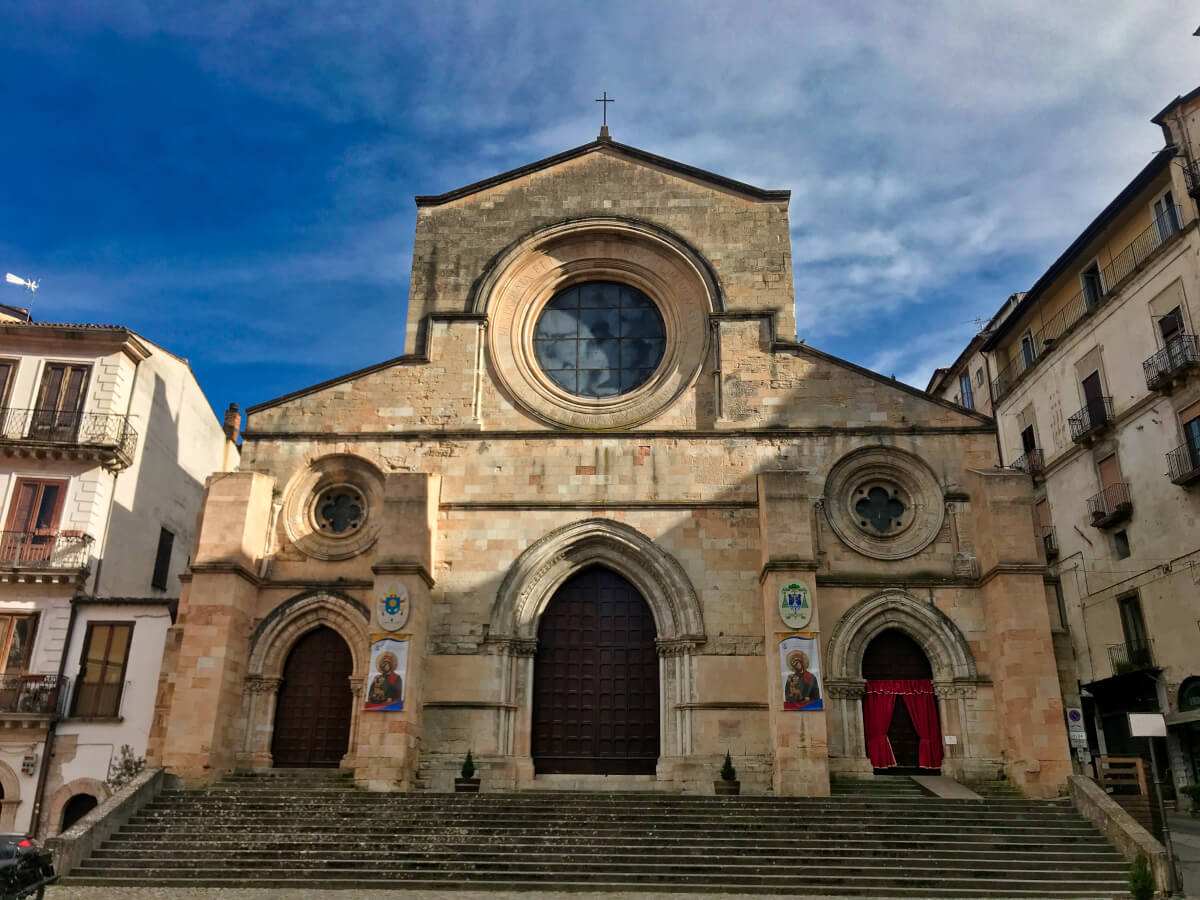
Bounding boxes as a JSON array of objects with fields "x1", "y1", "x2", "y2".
[
  {"x1": 1128, "y1": 712, "x2": 1167, "y2": 737},
  {"x1": 1066, "y1": 707, "x2": 1085, "y2": 730}
]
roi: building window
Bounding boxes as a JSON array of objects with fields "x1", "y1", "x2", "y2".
[
  {"x1": 0, "y1": 359, "x2": 16, "y2": 410},
  {"x1": 975, "y1": 367, "x2": 984, "y2": 386},
  {"x1": 1080, "y1": 263, "x2": 1104, "y2": 311},
  {"x1": 1118, "y1": 594, "x2": 1149, "y2": 653},
  {"x1": 0, "y1": 614, "x2": 37, "y2": 675},
  {"x1": 30, "y1": 363, "x2": 90, "y2": 441},
  {"x1": 1153, "y1": 190, "x2": 1180, "y2": 244},
  {"x1": 533, "y1": 281, "x2": 666, "y2": 398},
  {"x1": 314, "y1": 484, "x2": 366, "y2": 536},
  {"x1": 1021, "y1": 425, "x2": 1037, "y2": 453},
  {"x1": 959, "y1": 373, "x2": 974, "y2": 410},
  {"x1": 151, "y1": 527, "x2": 174, "y2": 590},
  {"x1": 1113, "y1": 529, "x2": 1130, "y2": 559},
  {"x1": 71, "y1": 623, "x2": 133, "y2": 718},
  {"x1": 1020, "y1": 332, "x2": 1036, "y2": 368},
  {"x1": 2, "y1": 478, "x2": 67, "y2": 563}
]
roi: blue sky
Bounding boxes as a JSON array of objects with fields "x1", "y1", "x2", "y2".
[{"x1": 1, "y1": 2, "x2": 1196, "y2": 416}]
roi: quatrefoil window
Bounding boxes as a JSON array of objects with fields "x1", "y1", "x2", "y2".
[
  {"x1": 316, "y1": 486, "x2": 365, "y2": 535},
  {"x1": 855, "y1": 485, "x2": 905, "y2": 534}
]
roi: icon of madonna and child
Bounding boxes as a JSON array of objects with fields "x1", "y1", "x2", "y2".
[
  {"x1": 364, "y1": 635, "x2": 409, "y2": 711},
  {"x1": 779, "y1": 633, "x2": 823, "y2": 711}
]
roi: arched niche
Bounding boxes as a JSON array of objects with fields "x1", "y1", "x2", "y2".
[
  {"x1": 0, "y1": 761, "x2": 19, "y2": 833},
  {"x1": 239, "y1": 590, "x2": 371, "y2": 770},
  {"x1": 823, "y1": 590, "x2": 982, "y2": 777},
  {"x1": 485, "y1": 519, "x2": 706, "y2": 776},
  {"x1": 45, "y1": 777, "x2": 109, "y2": 837}
]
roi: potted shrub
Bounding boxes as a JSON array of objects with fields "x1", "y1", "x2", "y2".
[
  {"x1": 714, "y1": 751, "x2": 740, "y2": 796},
  {"x1": 454, "y1": 750, "x2": 480, "y2": 793},
  {"x1": 1182, "y1": 782, "x2": 1200, "y2": 817}
]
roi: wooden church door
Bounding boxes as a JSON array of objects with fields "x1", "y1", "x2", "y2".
[
  {"x1": 271, "y1": 627, "x2": 353, "y2": 768},
  {"x1": 532, "y1": 567, "x2": 659, "y2": 775}
]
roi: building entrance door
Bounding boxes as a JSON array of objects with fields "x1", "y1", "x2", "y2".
[
  {"x1": 863, "y1": 629, "x2": 941, "y2": 773},
  {"x1": 532, "y1": 567, "x2": 659, "y2": 775},
  {"x1": 271, "y1": 627, "x2": 353, "y2": 768}
]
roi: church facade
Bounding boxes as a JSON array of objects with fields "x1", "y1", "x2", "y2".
[{"x1": 147, "y1": 137, "x2": 1072, "y2": 797}]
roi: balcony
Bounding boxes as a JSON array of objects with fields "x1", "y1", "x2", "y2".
[
  {"x1": 1186, "y1": 159, "x2": 1200, "y2": 202},
  {"x1": 1069, "y1": 397, "x2": 1114, "y2": 444},
  {"x1": 1143, "y1": 334, "x2": 1199, "y2": 393},
  {"x1": 0, "y1": 674, "x2": 69, "y2": 718},
  {"x1": 1012, "y1": 448, "x2": 1045, "y2": 478},
  {"x1": 0, "y1": 407, "x2": 137, "y2": 471},
  {"x1": 0, "y1": 531, "x2": 93, "y2": 585},
  {"x1": 1039, "y1": 525, "x2": 1058, "y2": 560},
  {"x1": 1167, "y1": 440, "x2": 1200, "y2": 486},
  {"x1": 1087, "y1": 482, "x2": 1132, "y2": 528},
  {"x1": 990, "y1": 205, "x2": 1184, "y2": 404},
  {"x1": 1107, "y1": 639, "x2": 1154, "y2": 677}
]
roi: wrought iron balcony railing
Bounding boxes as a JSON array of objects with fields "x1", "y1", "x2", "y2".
[
  {"x1": 1186, "y1": 159, "x2": 1200, "y2": 200},
  {"x1": 1012, "y1": 449, "x2": 1045, "y2": 477},
  {"x1": 1144, "y1": 334, "x2": 1200, "y2": 392},
  {"x1": 0, "y1": 531, "x2": 93, "y2": 569},
  {"x1": 1039, "y1": 524, "x2": 1058, "y2": 559},
  {"x1": 0, "y1": 407, "x2": 137, "y2": 469},
  {"x1": 990, "y1": 205, "x2": 1183, "y2": 403},
  {"x1": 1107, "y1": 639, "x2": 1154, "y2": 677},
  {"x1": 1087, "y1": 482, "x2": 1132, "y2": 528},
  {"x1": 0, "y1": 674, "x2": 69, "y2": 716},
  {"x1": 1069, "y1": 397, "x2": 1114, "y2": 443},
  {"x1": 1167, "y1": 439, "x2": 1200, "y2": 486}
]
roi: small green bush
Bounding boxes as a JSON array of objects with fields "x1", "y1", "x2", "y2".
[
  {"x1": 106, "y1": 744, "x2": 146, "y2": 791},
  {"x1": 720, "y1": 751, "x2": 737, "y2": 782},
  {"x1": 461, "y1": 750, "x2": 476, "y2": 780},
  {"x1": 1182, "y1": 781, "x2": 1200, "y2": 811},
  {"x1": 1129, "y1": 853, "x2": 1155, "y2": 900}
]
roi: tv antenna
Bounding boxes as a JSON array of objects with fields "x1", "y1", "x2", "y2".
[{"x1": 5, "y1": 273, "x2": 38, "y2": 293}]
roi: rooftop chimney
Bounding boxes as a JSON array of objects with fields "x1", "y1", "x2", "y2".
[{"x1": 223, "y1": 403, "x2": 241, "y2": 443}]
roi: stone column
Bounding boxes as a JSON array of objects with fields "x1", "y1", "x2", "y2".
[
  {"x1": 355, "y1": 472, "x2": 440, "y2": 791},
  {"x1": 757, "y1": 471, "x2": 830, "y2": 797},
  {"x1": 239, "y1": 676, "x2": 282, "y2": 769},
  {"x1": 157, "y1": 471, "x2": 275, "y2": 784}
]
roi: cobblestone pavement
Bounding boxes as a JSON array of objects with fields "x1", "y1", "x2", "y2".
[{"x1": 45, "y1": 891, "x2": 861, "y2": 900}]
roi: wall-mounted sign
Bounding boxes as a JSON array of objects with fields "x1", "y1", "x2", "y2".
[
  {"x1": 377, "y1": 584, "x2": 410, "y2": 632},
  {"x1": 779, "y1": 583, "x2": 813, "y2": 630},
  {"x1": 1066, "y1": 707, "x2": 1085, "y2": 731},
  {"x1": 1069, "y1": 730, "x2": 1089, "y2": 749},
  {"x1": 365, "y1": 634, "x2": 409, "y2": 712}
]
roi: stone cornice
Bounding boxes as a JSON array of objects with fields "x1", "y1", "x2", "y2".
[{"x1": 370, "y1": 563, "x2": 435, "y2": 588}]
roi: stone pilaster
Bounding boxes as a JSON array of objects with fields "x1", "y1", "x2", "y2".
[
  {"x1": 355, "y1": 472, "x2": 441, "y2": 791},
  {"x1": 757, "y1": 471, "x2": 830, "y2": 797}
]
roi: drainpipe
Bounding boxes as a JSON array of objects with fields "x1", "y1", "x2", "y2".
[{"x1": 30, "y1": 597, "x2": 79, "y2": 837}]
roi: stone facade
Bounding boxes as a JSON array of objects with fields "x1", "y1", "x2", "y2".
[{"x1": 150, "y1": 137, "x2": 1072, "y2": 797}]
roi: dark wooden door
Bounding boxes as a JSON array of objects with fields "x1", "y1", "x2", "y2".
[
  {"x1": 532, "y1": 567, "x2": 659, "y2": 775},
  {"x1": 271, "y1": 627, "x2": 353, "y2": 768}
]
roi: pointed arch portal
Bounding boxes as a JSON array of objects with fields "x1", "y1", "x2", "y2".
[{"x1": 531, "y1": 566, "x2": 660, "y2": 774}]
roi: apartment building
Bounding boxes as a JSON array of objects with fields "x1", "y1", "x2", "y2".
[
  {"x1": 0, "y1": 301, "x2": 237, "y2": 836},
  {"x1": 932, "y1": 86, "x2": 1200, "y2": 806}
]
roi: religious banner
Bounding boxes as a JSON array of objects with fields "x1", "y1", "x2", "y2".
[
  {"x1": 377, "y1": 584, "x2": 410, "y2": 632},
  {"x1": 364, "y1": 634, "x2": 409, "y2": 712},
  {"x1": 778, "y1": 582, "x2": 813, "y2": 630},
  {"x1": 778, "y1": 632, "x2": 823, "y2": 711}
]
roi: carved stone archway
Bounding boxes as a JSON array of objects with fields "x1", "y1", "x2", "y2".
[
  {"x1": 238, "y1": 590, "x2": 371, "y2": 770},
  {"x1": 486, "y1": 519, "x2": 706, "y2": 778},
  {"x1": 45, "y1": 777, "x2": 109, "y2": 837},
  {"x1": 824, "y1": 590, "x2": 981, "y2": 776},
  {"x1": 0, "y1": 760, "x2": 19, "y2": 832}
]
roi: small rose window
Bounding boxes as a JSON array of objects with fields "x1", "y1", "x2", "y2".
[
  {"x1": 315, "y1": 485, "x2": 365, "y2": 535},
  {"x1": 855, "y1": 485, "x2": 906, "y2": 534}
]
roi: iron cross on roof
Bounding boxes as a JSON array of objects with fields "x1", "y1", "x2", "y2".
[{"x1": 596, "y1": 91, "x2": 613, "y2": 140}]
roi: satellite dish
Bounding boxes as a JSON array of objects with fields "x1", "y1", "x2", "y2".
[{"x1": 5, "y1": 273, "x2": 38, "y2": 292}]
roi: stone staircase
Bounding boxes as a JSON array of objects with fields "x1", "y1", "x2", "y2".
[{"x1": 60, "y1": 770, "x2": 1132, "y2": 897}]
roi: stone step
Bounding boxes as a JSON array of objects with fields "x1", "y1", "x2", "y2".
[
  {"x1": 57, "y1": 875, "x2": 1129, "y2": 898},
  {"x1": 89, "y1": 844, "x2": 1123, "y2": 863}
]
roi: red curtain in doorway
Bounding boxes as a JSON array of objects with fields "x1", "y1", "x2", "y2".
[
  {"x1": 863, "y1": 683, "x2": 898, "y2": 768},
  {"x1": 864, "y1": 679, "x2": 943, "y2": 769},
  {"x1": 900, "y1": 685, "x2": 944, "y2": 769}
]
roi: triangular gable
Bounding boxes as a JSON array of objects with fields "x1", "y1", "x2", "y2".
[{"x1": 414, "y1": 138, "x2": 790, "y2": 207}]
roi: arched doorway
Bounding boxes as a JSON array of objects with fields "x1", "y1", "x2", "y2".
[
  {"x1": 532, "y1": 566, "x2": 659, "y2": 774},
  {"x1": 271, "y1": 626, "x2": 353, "y2": 768},
  {"x1": 61, "y1": 793, "x2": 98, "y2": 831},
  {"x1": 862, "y1": 629, "x2": 942, "y2": 773}
]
